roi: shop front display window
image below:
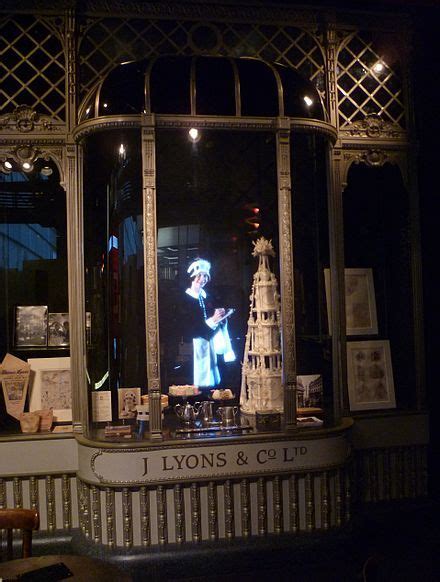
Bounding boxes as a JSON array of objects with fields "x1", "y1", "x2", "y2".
[
  {"x1": 83, "y1": 129, "x2": 146, "y2": 426},
  {"x1": 291, "y1": 133, "x2": 332, "y2": 420},
  {"x1": 343, "y1": 162, "x2": 416, "y2": 411},
  {"x1": 0, "y1": 158, "x2": 68, "y2": 434},
  {"x1": 80, "y1": 120, "x2": 339, "y2": 441}
]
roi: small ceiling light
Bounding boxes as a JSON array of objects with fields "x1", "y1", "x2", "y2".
[
  {"x1": 103, "y1": 102, "x2": 108, "y2": 108},
  {"x1": 4, "y1": 161, "x2": 13, "y2": 170},
  {"x1": 303, "y1": 95, "x2": 313, "y2": 107},
  {"x1": 41, "y1": 166, "x2": 53, "y2": 177},
  {"x1": 188, "y1": 128, "x2": 200, "y2": 142},
  {"x1": 119, "y1": 143, "x2": 126, "y2": 161},
  {"x1": 85, "y1": 106, "x2": 91, "y2": 115},
  {"x1": 373, "y1": 62, "x2": 385, "y2": 73},
  {"x1": 22, "y1": 161, "x2": 33, "y2": 172}
]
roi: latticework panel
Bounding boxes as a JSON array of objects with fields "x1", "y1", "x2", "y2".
[
  {"x1": 337, "y1": 31, "x2": 404, "y2": 128},
  {"x1": 79, "y1": 18, "x2": 325, "y2": 98},
  {"x1": 0, "y1": 15, "x2": 65, "y2": 120}
]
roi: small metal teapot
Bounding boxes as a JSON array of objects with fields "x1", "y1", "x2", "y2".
[
  {"x1": 174, "y1": 402, "x2": 200, "y2": 425},
  {"x1": 197, "y1": 400, "x2": 215, "y2": 426}
]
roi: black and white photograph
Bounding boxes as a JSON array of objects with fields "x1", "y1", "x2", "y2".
[
  {"x1": 48, "y1": 312, "x2": 70, "y2": 347},
  {"x1": 14, "y1": 305, "x2": 48, "y2": 347},
  {"x1": 117, "y1": 387, "x2": 141, "y2": 420},
  {"x1": 296, "y1": 374, "x2": 323, "y2": 410}
]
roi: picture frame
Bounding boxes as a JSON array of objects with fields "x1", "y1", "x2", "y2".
[
  {"x1": 91, "y1": 390, "x2": 112, "y2": 422},
  {"x1": 324, "y1": 268, "x2": 378, "y2": 336},
  {"x1": 48, "y1": 312, "x2": 70, "y2": 347},
  {"x1": 346, "y1": 340, "x2": 396, "y2": 411},
  {"x1": 14, "y1": 305, "x2": 48, "y2": 347},
  {"x1": 117, "y1": 387, "x2": 141, "y2": 420},
  {"x1": 296, "y1": 374, "x2": 323, "y2": 410},
  {"x1": 28, "y1": 357, "x2": 72, "y2": 422}
]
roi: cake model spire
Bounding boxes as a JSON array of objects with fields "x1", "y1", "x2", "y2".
[{"x1": 240, "y1": 237, "x2": 283, "y2": 414}]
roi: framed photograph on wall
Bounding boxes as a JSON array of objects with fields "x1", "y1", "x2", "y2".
[
  {"x1": 346, "y1": 340, "x2": 396, "y2": 411},
  {"x1": 324, "y1": 268, "x2": 378, "y2": 335},
  {"x1": 28, "y1": 357, "x2": 71, "y2": 422},
  {"x1": 15, "y1": 305, "x2": 48, "y2": 347}
]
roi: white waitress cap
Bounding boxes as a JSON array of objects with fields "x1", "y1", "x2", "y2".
[{"x1": 187, "y1": 258, "x2": 211, "y2": 280}]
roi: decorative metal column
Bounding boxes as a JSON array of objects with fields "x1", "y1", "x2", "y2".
[
  {"x1": 276, "y1": 118, "x2": 297, "y2": 430},
  {"x1": 141, "y1": 113, "x2": 163, "y2": 440},
  {"x1": 66, "y1": 141, "x2": 88, "y2": 433}
]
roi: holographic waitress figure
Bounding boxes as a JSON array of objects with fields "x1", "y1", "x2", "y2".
[{"x1": 182, "y1": 258, "x2": 235, "y2": 389}]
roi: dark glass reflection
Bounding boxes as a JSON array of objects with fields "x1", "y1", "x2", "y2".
[
  {"x1": 195, "y1": 57, "x2": 236, "y2": 116},
  {"x1": 275, "y1": 64, "x2": 324, "y2": 119},
  {"x1": 344, "y1": 163, "x2": 414, "y2": 408},
  {"x1": 156, "y1": 129, "x2": 278, "y2": 395},
  {"x1": 83, "y1": 130, "x2": 146, "y2": 420},
  {"x1": 237, "y1": 59, "x2": 279, "y2": 116},
  {"x1": 99, "y1": 60, "x2": 146, "y2": 116},
  {"x1": 290, "y1": 133, "x2": 331, "y2": 414},
  {"x1": 149, "y1": 57, "x2": 191, "y2": 114},
  {"x1": 0, "y1": 159, "x2": 67, "y2": 431}
]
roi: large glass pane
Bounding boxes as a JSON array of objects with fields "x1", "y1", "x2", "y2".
[
  {"x1": 0, "y1": 158, "x2": 67, "y2": 434},
  {"x1": 156, "y1": 129, "x2": 278, "y2": 404},
  {"x1": 291, "y1": 133, "x2": 332, "y2": 421},
  {"x1": 343, "y1": 163, "x2": 415, "y2": 410},
  {"x1": 83, "y1": 129, "x2": 146, "y2": 427}
]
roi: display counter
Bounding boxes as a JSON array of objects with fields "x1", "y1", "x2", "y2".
[
  {"x1": 75, "y1": 418, "x2": 353, "y2": 547},
  {"x1": 1, "y1": 419, "x2": 353, "y2": 548}
]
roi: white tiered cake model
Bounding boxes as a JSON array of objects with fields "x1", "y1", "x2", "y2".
[{"x1": 240, "y1": 237, "x2": 283, "y2": 414}]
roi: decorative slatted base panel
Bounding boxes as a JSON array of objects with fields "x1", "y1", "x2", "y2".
[
  {"x1": 354, "y1": 445, "x2": 428, "y2": 503},
  {"x1": 0, "y1": 446, "x2": 428, "y2": 550},
  {"x1": 0, "y1": 473, "x2": 78, "y2": 532},
  {"x1": 76, "y1": 468, "x2": 352, "y2": 548}
]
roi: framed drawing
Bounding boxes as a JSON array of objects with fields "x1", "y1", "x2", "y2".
[
  {"x1": 118, "y1": 387, "x2": 141, "y2": 419},
  {"x1": 28, "y1": 357, "x2": 72, "y2": 422},
  {"x1": 324, "y1": 268, "x2": 378, "y2": 335},
  {"x1": 346, "y1": 340, "x2": 396, "y2": 411},
  {"x1": 15, "y1": 305, "x2": 48, "y2": 347},
  {"x1": 48, "y1": 312, "x2": 70, "y2": 347}
]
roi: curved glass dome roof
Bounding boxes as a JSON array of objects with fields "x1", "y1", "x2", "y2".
[{"x1": 81, "y1": 56, "x2": 324, "y2": 121}]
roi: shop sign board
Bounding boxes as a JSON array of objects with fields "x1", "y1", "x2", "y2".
[{"x1": 81, "y1": 435, "x2": 351, "y2": 485}]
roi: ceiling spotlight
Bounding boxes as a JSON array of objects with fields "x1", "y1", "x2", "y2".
[
  {"x1": 188, "y1": 128, "x2": 200, "y2": 143},
  {"x1": 85, "y1": 106, "x2": 91, "y2": 116},
  {"x1": 303, "y1": 95, "x2": 313, "y2": 107},
  {"x1": 22, "y1": 161, "x2": 33, "y2": 172},
  {"x1": 1, "y1": 160, "x2": 13, "y2": 174},
  {"x1": 103, "y1": 102, "x2": 108, "y2": 109},
  {"x1": 41, "y1": 166, "x2": 53, "y2": 177},
  {"x1": 373, "y1": 62, "x2": 385, "y2": 73}
]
